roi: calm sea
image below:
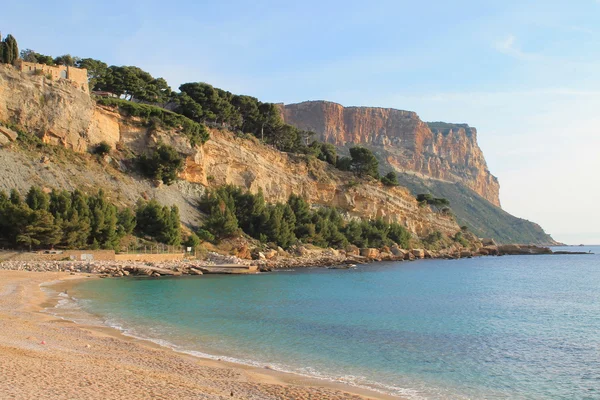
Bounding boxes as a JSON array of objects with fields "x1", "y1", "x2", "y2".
[{"x1": 50, "y1": 245, "x2": 600, "y2": 399}]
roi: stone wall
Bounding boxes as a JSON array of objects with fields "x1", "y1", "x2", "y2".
[
  {"x1": 114, "y1": 253, "x2": 185, "y2": 262},
  {"x1": 16, "y1": 60, "x2": 88, "y2": 93}
]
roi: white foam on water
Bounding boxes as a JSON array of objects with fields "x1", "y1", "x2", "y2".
[{"x1": 39, "y1": 281, "x2": 437, "y2": 399}]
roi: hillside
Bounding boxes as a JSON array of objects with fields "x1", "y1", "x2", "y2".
[
  {"x1": 393, "y1": 173, "x2": 556, "y2": 245},
  {"x1": 281, "y1": 101, "x2": 556, "y2": 245},
  {"x1": 0, "y1": 64, "x2": 458, "y2": 241},
  {"x1": 281, "y1": 101, "x2": 500, "y2": 205}
]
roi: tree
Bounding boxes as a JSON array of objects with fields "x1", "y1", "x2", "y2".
[
  {"x1": 17, "y1": 210, "x2": 62, "y2": 250},
  {"x1": 416, "y1": 193, "x2": 450, "y2": 211},
  {"x1": 184, "y1": 233, "x2": 200, "y2": 250},
  {"x1": 54, "y1": 54, "x2": 75, "y2": 66},
  {"x1": 117, "y1": 208, "x2": 136, "y2": 236},
  {"x1": 349, "y1": 147, "x2": 379, "y2": 179},
  {"x1": 381, "y1": 171, "x2": 399, "y2": 186},
  {"x1": 76, "y1": 58, "x2": 109, "y2": 91},
  {"x1": 203, "y1": 199, "x2": 239, "y2": 239},
  {"x1": 139, "y1": 144, "x2": 184, "y2": 185},
  {"x1": 20, "y1": 49, "x2": 37, "y2": 62},
  {"x1": 26, "y1": 187, "x2": 50, "y2": 211},
  {"x1": 2, "y1": 34, "x2": 18, "y2": 65}
]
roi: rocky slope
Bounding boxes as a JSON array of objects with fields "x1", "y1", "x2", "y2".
[
  {"x1": 0, "y1": 64, "x2": 457, "y2": 239},
  {"x1": 281, "y1": 101, "x2": 501, "y2": 206}
]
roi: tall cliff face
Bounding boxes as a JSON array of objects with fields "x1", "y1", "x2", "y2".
[
  {"x1": 281, "y1": 101, "x2": 501, "y2": 207},
  {"x1": 0, "y1": 65, "x2": 458, "y2": 238}
]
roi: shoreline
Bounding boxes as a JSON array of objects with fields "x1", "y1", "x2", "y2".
[{"x1": 0, "y1": 270, "x2": 400, "y2": 400}]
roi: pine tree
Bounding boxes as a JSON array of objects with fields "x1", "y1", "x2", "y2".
[
  {"x1": 204, "y1": 199, "x2": 239, "y2": 239},
  {"x1": 26, "y1": 187, "x2": 50, "y2": 211}
]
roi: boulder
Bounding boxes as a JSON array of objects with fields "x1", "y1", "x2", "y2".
[
  {"x1": 411, "y1": 249, "x2": 425, "y2": 259},
  {"x1": 391, "y1": 245, "x2": 408, "y2": 258},
  {"x1": 0, "y1": 126, "x2": 18, "y2": 142},
  {"x1": 326, "y1": 248, "x2": 340, "y2": 257},
  {"x1": 480, "y1": 238, "x2": 497, "y2": 247},
  {"x1": 345, "y1": 245, "x2": 360, "y2": 256},
  {"x1": 482, "y1": 245, "x2": 499, "y2": 256},
  {"x1": 235, "y1": 245, "x2": 252, "y2": 260},
  {"x1": 360, "y1": 248, "x2": 380, "y2": 259},
  {"x1": 460, "y1": 250, "x2": 473, "y2": 258},
  {"x1": 264, "y1": 249, "x2": 277, "y2": 259},
  {"x1": 190, "y1": 268, "x2": 204, "y2": 275}
]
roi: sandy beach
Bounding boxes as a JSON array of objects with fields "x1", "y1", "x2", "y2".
[{"x1": 0, "y1": 271, "x2": 398, "y2": 400}]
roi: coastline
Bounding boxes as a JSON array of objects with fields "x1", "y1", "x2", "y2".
[{"x1": 0, "y1": 270, "x2": 399, "y2": 400}]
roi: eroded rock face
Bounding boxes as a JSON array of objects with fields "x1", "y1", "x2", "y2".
[
  {"x1": 181, "y1": 130, "x2": 460, "y2": 237},
  {"x1": 281, "y1": 101, "x2": 501, "y2": 207},
  {"x1": 0, "y1": 65, "x2": 460, "y2": 239}
]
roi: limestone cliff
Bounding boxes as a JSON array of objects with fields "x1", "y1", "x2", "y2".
[
  {"x1": 0, "y1": 64, "x2": 457, "y2": 238},
  {"x1": 281, "y1": 101, "x2": 501, "y2": 207}
]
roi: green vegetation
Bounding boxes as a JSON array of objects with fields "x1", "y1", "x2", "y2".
[
  {"x1": 138, "y1": 144, "x2": 185, "y2": 185},
  {"x1": 134, "y1": 199, "x2": 181, "y2": 245},
  {"x1": 0, "y1": 186, "x2": 183, "y2": 250},
  {"x1": 395, "y1": 172, "x2": 555, "y2": 244},
  {"x1": 93, "y1": 141, "x2": 111, "y2": 156},
  {"x1": 0, "y1": 34, "x2": 18, "y2": 65},
  {"x1": 96, "y1": 98, "x2": 209, "y2": 146},
  {"x1": 381, "y1": 171, "x2": 399, "y2": 186},
  {"x1": 336, "y1": 147, "x2": 380, "y2": 179},
  {"x1": 416, "y1": 193, "x2": 450, "y2": 211},
  {"x1": 198, "y1": 186, "x2": 411, "y2": 249}
]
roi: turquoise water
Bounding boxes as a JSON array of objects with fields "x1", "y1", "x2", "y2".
[{"x1": 63, "y1": 246, "x2": 600, "y2": 399}]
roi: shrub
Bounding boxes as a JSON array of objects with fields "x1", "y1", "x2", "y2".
[
  {"x1": 139, "y1": 144, "x2": 184, "y2": 185},
  {"x1": 94, "y1": 141, "x2": 111, "y2": 156},
  {"x1": 381, "y1": 171, "x2": 399, "y2": 186}
]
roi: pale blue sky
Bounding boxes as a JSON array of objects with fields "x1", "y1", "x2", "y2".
[{"x1": 2, "y1": 0, "x2": 599, "y2": 243}]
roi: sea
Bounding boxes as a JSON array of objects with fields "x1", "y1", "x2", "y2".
[{"x1": 45, "y1": 245, "x2": 600, "y2": 399}]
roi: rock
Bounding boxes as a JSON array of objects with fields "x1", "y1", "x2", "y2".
[
  {"x1": 391, "y1": 245, "x2": 407, "y2": 258},
  {"x1": 235, "y1": 245, "x2": 252, "y2": 260},
  {"x1": 411, "y1": 249, "x2": 425, "y2": 259},
  {"x1": 459, "y1": 250, "x2": 473, "y2": 258},
  {"x1": 0, "y1": 125, "x2": 18, "y2": 142},
  {"x1": 282, "y1": 101, "x2": 501, "y2": 206},
  {"x1": 480, "y1": 238, "x2": 497, "y2": 247},
  {"x1": 294, "y1": 245, "x2": 309, "y2": 256},
  {"x1": 405, "y1": 252, "x2": 416, "y2": 261},
  {"x1": 360, "y1": 248, "x2": 380, "y2": 259},
  {"x1": 483, "y1": 245, "x2": 499, "y2": 256},
  {"x1": 497, "y1": 244, "x2": 552, "y2": 255},
  {"x1": 326, "y1": 248, "x2": 340, "y2": 257},
  {"x1": 264, "y1": 249, "x2": 277, "y2": 259},
  {"x1": 345, "y1": 245, "x2": 360, "y2": 256}
]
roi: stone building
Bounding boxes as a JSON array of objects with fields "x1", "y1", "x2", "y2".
[{"x1": 16, "y1": 60, "x2": 89, "y2": 93}]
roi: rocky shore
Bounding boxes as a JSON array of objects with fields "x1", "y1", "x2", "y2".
[{"x1": 0, "y1": 244, "x2": 560, "y2": 278}]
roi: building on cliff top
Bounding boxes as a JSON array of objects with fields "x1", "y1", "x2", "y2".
[{"x1": 15, "y1": 59, "x2": 88, "y2": 94}]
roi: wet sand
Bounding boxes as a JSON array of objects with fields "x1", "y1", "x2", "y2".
[{"x1": 0, "y1": 271, "x2": 399, "y2": 400}]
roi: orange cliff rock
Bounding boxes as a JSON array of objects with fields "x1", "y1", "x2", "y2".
[
  {"x1": 0, "y1": 64, "x2": 460, "y2": 239},
  {"x1": 280, "y1": 101, "x2": 501, "y2": 207}
]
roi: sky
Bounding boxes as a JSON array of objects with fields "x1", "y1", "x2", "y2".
[{"x1": 1, "y1": 0, "x2": 599, "y2": 244}]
